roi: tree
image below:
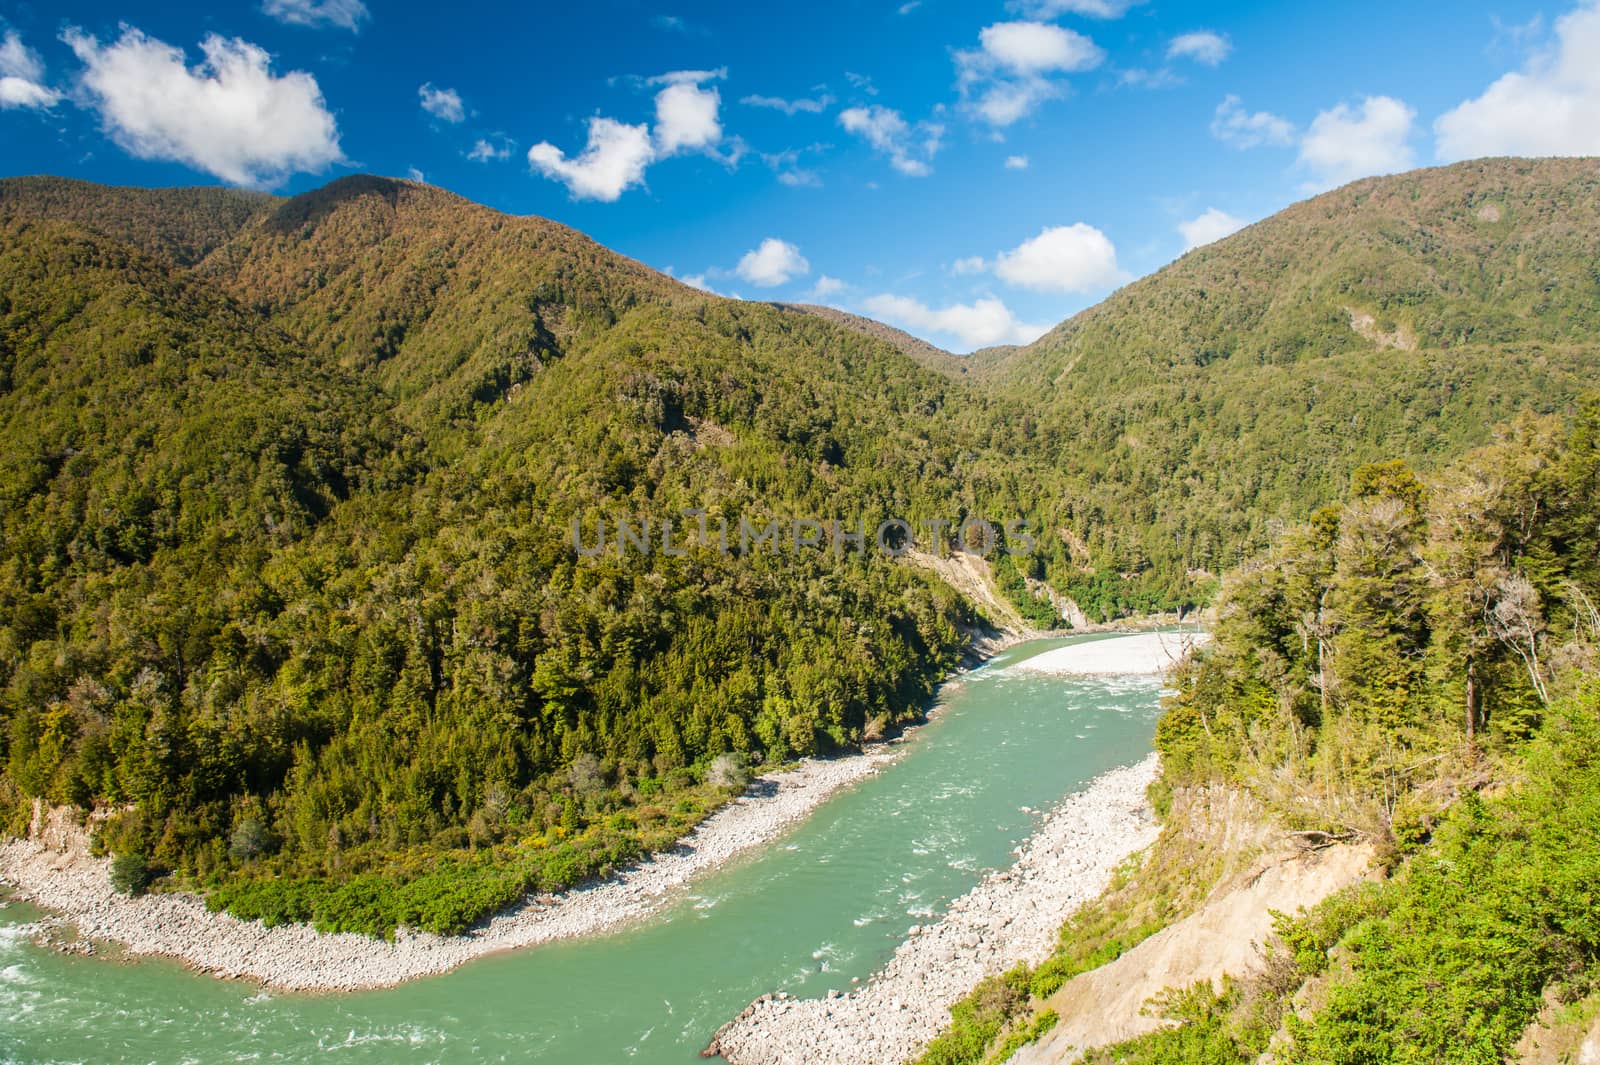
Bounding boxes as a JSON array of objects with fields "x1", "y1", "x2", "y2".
[
  {"x1": 1489, "y1": 573, "x2": 1549, "y2": 706},
  {"x1": 110, "y1": 852, "x2": 152, "y2": 896}
]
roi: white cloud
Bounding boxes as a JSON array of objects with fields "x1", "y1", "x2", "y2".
[
  {"x1": 980, "y1": 21, "x2": 1104, "y2": 74},
  {"x1": 1167, "y1": 31, "x2": 1231, "y2": 66},
  {"x1": 406, "y1": 166, "x2": 425, "y2": 183},
  {"x1": 1210, "y1": 94, "x2": 1294, "y2": 149},
  {"x1": 845, "y1": 71, "x2": 878, "y2": 96},
  {"x1": 741, "y1": 93, "x2": 833, "y2": 115},
  {"x1": 63, "y1": 27, "x2": 343, "y2": 188},
  {"x1": 1004, "y1": 154, "x2": 1029, "y2": 169},
  {"x1": 1011, "y1": 0, "x2": 1146, "y2": 17},
  {"x1": 735, "y1": 238, "x2": 810, "y2": 287},
  {"x1": 839, "y1": 104, "x2": 942, "y2": 176},
  {"x1": 951, "y1": 255, "x2": 989, "y2": 275},
  {"x1": 654, "y1": 78, "x2": 721, "y2": 153},
  {"x1": 418, "y1": 83, "x2": 464, "y2": 123},
  {"x1": 810, "y1": 275, "x2": 846, "y2": 300},
  {"x1": 467, "y1": 136, "x2": 513, "y2": 162},
  {"x1": 0, "y1": 30, "x2": 45, "y2": 82},
  {"x1": 0, "y1": 31, "x2": 61, "y2": 110},
  {"x1": 261, "y1": 0, "x2": 369, "y2": 32},
  {"x1": 1118, "y1": 67, "x2": 1181, "y2": 90},
  {"x1": 956, "y1": 21, "x2": 1104, "y2": 127},
  {"x1": 645, "y1": 67, "x2": 726, "y2": 87},
  {"x1": 762, "y1": 146, "x2": 827, "y2": 187},
  {"x1": 1178, "y1": 207, "x2": 1245, "y2": 250},
  {"x1": 528, "y1": 117, "x2": 654, "y2": 201},
  {"x1": 1435, "y1": 1, "x2": 1600, "y2": 160},
  {"x1": 0, "y1": 77, "x2": 59, "y2": 109},
  {"x1": 679, "y1": 272, "x2": 714, "y2": 292},
  {"x1": 1298, "y1": 95, "x2": 1415, "y2": 191},
  {"x1": 994, "y1": 223, "x2": 1125, "y2": 293},
  {"x1": 861, "y1": 294, "x2": 1048, "y2": 350},
  {"x1": 527, "y1": 70, "x2": 729, "y2": 200}
]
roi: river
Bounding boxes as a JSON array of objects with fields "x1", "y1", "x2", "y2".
[{"x1": 0, "y1": 634, "x2": 1166, "y2": 1065}]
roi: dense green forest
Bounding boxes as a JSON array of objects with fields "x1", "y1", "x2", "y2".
[
  {"x1": 1108, "y1": 400, "x2": 1600, "y2": 1063},
  {"x1": 921, "y1": 404, "x2": 1600, "y2": 1065},
  {"x1": 977, "y1": 157, "x2": 1600, "y2": 617},
  {"x1": 0, "y1": 175, "x2": 1007, "y2": 932},
  {"x1": 2, "y1": 161, "x2": 1597, "y2": 935},
  {"x1": 1083, "y1": 404, "x2": 1600, "y2": 1064}
]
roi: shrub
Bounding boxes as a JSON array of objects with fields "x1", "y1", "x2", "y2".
[{"x1": 110, "y1": 851, "x2": 153, "y2": 896}]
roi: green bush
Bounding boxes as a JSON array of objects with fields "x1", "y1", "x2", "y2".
[{"x1": 109, "y1": 852, "x2": 153, "y2": 896}]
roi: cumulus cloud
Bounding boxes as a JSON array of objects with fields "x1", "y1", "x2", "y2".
[
  {"x1": 0, "y1": 30, "x2": 62, "y2": 110},
  {"x1": 861, "y1": 294, "x2": 1048, "y2": 350},
  {"x1": 735, "y1": 238, "x2": 810, "y2": 287},
  {"x1": 1178, "y1": 207, "x2": 1245, "y2": 250},
  {"x1": 1012, "y1": 0, "x2": 1146, "y2": 17},
  {"x1": 994, "y1": 223, "x2": 1125, "y2": 293},
  {"x1": 741, "y1": 92, "x2": 833, "y2": 115},
  {"x1": 980, "y1": 21, "x2": 1104, "y2": 73},
  {"x1": 1210, "y1": 94, "x2": 1294, "y2": 149},
  {"x1": 1435, "y1": 1, "x2": 1600, "y2": 160},
  {"x1": 527, "y1": 70, "x2": 730, "y2": 200},
  {"x1": 654, "y1": 78, "x2": 721, "y2": 153},
  {"x1": 956, "y1": 21, "x2": 1104, "y2": 126},
  {"x1": 810, "y1": 275, "x2": 846, "y2": 300},
  {"x1": 528, "y1": 118, "x2": 654, "y2": 202},
  {"x1": 1004, "y1": 154, "x2": 1029, "y2": 169},
  {"x1": 63, "y1": 27, "x2": 343, "y2": 187},
  {"x1": 261, "y1": 0, "x2": 369, "y2": 32},
  {"x1": 838, "y1": 104, "x2": 942, "y2": 176},
  {"x1": 1298, "y1": 95, "x2": 1415, "y2": 191},
  {"x1": 418, "y1": 83, "x2": 464, "y2": 123},
  {"x1": 1168, "y1": 31, "x2": 1231, "y2": 66}
]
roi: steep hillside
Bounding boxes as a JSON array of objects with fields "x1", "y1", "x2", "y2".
[
  {"x1": 0, "y1": 175, "x2": 1020, "y2": 935},
  {"x1": 980, "y1": 158, "x2": 1600, "y2": 617}
]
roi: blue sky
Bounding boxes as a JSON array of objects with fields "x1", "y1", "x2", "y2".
[{"x1": 3, "y1": 0, "x2": 1597, "y2": 350}]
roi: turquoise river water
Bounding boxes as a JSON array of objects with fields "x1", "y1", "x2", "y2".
[{"x1": 0, "y1": 635, "x2": 1166, "y2": 1065}]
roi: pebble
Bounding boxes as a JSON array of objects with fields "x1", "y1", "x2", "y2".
[{"x1": 703, "y1": 755, "x2": 1162, "y2": 1065}]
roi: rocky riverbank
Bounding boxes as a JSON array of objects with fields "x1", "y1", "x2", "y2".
[
  {"x1": 0, "y1": 750, "x2": 903, "y2": 992},
  {"x1": 1014, "y1": 631, "x2": 1211, "y2": 676},
  {"x1": 704, "y1": 754, "x2": 1162, "y2": 1065}
]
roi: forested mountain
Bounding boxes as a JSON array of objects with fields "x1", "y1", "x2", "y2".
[
  {"x1": 0, "y1": 174, "x2": 1017, "y2": 932},
  {"x1": 1, "y1": 160, "x2": 1596, "y2": 935},
  {"x1": 978, "y1": 157, "x2": 1600, "y2": 617}
]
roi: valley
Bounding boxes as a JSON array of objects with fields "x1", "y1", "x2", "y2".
[{"x1": 3, "y1": 155, "x2": 1600, "y2": 1064}]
